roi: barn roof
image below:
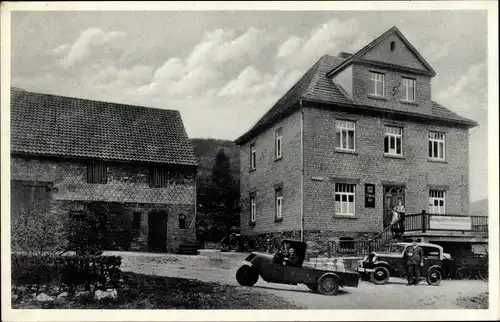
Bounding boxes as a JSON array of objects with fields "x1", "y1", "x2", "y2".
[{"x1": 10, "y1": 88, "x2": 197, "y2": 166}]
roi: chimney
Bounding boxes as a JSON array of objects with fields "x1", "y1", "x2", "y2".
[{"x1": 338, "y1": 52, "x2": 352, "y2": 59}]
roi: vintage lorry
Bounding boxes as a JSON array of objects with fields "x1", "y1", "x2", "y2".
[{"x1": 235, "y1": 239, "x2": 359, "y2": 295}]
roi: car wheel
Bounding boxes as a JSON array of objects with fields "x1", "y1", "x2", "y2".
[
  {"x1": 236, "y1": 265, "x2": 259, "y2": 287},
  {"x1": 306, "y1": 284, "x2": 319, "y2": 293},
  {"x1": 317, "y1": 274, "x2": 340, "y2": 295},
  {"x1": 427, "y1": 267, "x2": 443, "y2": 286},
  {"x1": 370, "y1": 266, "x2": 390, "y2": 285}
]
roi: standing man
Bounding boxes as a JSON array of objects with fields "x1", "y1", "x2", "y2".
[
  {"x1": 403, "y1": 239, "x2": 424, "y2": 286},
  {"x1": 392, "y1": 200, "x2": 406, "y2": 240}
]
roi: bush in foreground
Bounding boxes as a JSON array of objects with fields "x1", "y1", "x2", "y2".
[{"x1": 13, "y1": 272, "x2": 301, "y2": 309}]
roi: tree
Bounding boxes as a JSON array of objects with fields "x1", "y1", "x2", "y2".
[{"x1": 197, "y1": 149, "x2": 240, "y2": 241}]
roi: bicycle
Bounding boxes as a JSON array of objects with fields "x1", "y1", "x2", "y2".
[{"x1": 455, "y1": 262, "x2": 488, "y2": 281}]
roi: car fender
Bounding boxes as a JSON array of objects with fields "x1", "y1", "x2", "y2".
[
  {"x1": 373, "y1": 260, "x2": 391, "y2": 268},
  {"x1": 427, "y1": 264, "x2": 445, "y2": 276}
]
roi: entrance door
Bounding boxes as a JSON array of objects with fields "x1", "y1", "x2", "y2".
[
  {"x1": 383, "y1": 186, "x2": 405, "y2": 228},
  {"x1": 148, "y1": 211, "x2": 168, "y2": 252}
]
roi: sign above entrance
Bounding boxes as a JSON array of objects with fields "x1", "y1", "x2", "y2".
[
  {"x1": 365, "y1": 184, "x2": 375, "y2": 208},
  {"x1": 429, "y1": 215, "x2": 472, "y2": 231}
]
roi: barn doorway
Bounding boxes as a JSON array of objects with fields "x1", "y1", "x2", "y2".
[
  {"x1": 148, "y1": 210, "x2": 168, "y2": 252},
  {"x1": 383, "y1": 186, "x2": 405, "y2": 228}
]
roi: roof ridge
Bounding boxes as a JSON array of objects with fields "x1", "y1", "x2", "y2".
[{"x1": 11, "y1": 87, "x2": 180, "y2": 114}]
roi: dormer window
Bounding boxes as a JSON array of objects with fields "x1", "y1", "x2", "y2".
[
  {"x1": 402, "y1": 77, "x2": 416, "y2": 102},
  {"x1": 369, "y1": 72, "x2": 385, "y2": 97}
]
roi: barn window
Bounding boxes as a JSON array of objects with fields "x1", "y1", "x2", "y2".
[
  {"x1": 178, "y1": 214, "x2": 186, "y2": 229},
  {"x1": 149, "y1": 167, "x2": 170, "y2": 188},
  {"x1": 132, "y1": 212, "x2": 141, "y2": 230},
  {"x1": 87, "y1": 161, "x2": 107, "y2": 184}
]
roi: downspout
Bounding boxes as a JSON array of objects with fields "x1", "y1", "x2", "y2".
[{"x1": 300, "y1": 100, "x2": 304, "y2": 242}]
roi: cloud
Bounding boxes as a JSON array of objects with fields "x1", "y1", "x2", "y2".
[
  {"x1": 422, "y1": 42, "x2": 451, "y2": 63},
  {"x1": 60, "y1": 28, "x2": 126, "y2": 68},
  {"x1": 275, "y1": 18, "x2": 368, "y2": 69},
  {"x1": 276, "y1": 36, "x2": 302, "y2": 59},
  {"x1": 134, "y1": 27, "x2": 269, "y2": 98},
  {"x1": 435, "y1": 63, "x2": 487, "y2": 121}
]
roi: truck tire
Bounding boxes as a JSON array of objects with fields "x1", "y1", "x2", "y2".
[
  {"x1": 317, "y1": 273, "x2": 340, "y2": 295},
  {"x1": 236, "y1": 265, "x2": 259, "y2": 287},
  {"x1": 370, "y1": 266, "x2": 390, "y2": 285}
]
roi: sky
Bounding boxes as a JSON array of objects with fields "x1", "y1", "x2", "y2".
[{"x1": 10, "y1": 10, "x2": 489, "y2": 202}]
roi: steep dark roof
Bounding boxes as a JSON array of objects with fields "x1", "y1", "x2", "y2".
[
  {"x1": 235, "y1": 54, "x2": 477, "y2": 145},
  {"x1": 10, "y1": 88, "x2": 197, "y2": 166}
]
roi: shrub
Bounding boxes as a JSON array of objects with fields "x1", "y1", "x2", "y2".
[{"x1": 12, "y1": 254, "x2": 122, "y2": 293}]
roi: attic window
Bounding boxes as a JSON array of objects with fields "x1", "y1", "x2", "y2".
[{"x1": 390, "y1": 41, "x2": 396, "y2": 52}]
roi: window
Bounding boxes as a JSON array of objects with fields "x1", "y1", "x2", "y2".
[
  {"x1": 402, "y1": 77, "x2": 416, "y2": 101},
  {"x1": 428, "y1": 132, "x2": 445, "y2": 160},
  {"x1": 87, "y1": 161, "x2": 107, "y2": 184},
  {"x1": 339, "y1": 237, "x2": 355, "y2": 253},
  {"x1": 149, "y1": 167, "x2": 170, "y2": 188},
  {"x1": 250, "y1": 144, "x2": 256, "y2": 170},
  {"x1": 132, "y1": 212, "x2": 141, "y2": 230},
  {"x1": 429, "y1": 190, "x2": 446, "y2": 214},
  {"x1": 390, "y1": 41, "x2": 396, "y2": 52},
  {"x1": 249, "y1": 194, "x2": 256, "y2": 223},
  {"x1": 275, "y1": 127, "x2": 283, "y2": 159},
  {"x1": 384, "y1": 126, "x2": 403, "y2": 156},
  {"x1": 275, "y1": 188, "x2": 283, "y2": 220},
  {"x1": 178, "y1": 214, "x2": 186, "y2": 229},
  {"x1": 335, "y1": 120, "x2": 355, "y2": 151},
  {"x1": 368, "y1": 72, "x2": 385, "y2": 97},
  {"x1": 335, "y1": 183, "x2": 355, "y2": 216}
]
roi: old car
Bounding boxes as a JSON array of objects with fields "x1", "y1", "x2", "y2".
[
  {"x1": 357, "y1": 242, "x2": 448, "y2": 286},
  {"x1": 235, "y1": 239, "x2": 359, "y2": 295}
]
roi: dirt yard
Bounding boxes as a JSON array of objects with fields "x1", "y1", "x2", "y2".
[{"x1": 104, "y1": 250, "x2": 489, "y2": 310}]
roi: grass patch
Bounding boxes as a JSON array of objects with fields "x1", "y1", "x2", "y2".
[
  {"x1": 13, "y1": 272, "x2": 301, "y2": 309},
  {"x1": 456, "y1": 292, "x2": 489, "y2": 309}
]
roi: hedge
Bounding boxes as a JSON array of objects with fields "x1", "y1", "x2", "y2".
[{"x1": 12, "y1": 254, "x2": 122, "y2": 292}]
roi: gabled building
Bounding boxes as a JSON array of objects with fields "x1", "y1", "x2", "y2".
[
  {"x1": 235, "y1": 27, "x2": 486, "y2": 256},
  {"x1": 10, "y1": 87, "x2": 198, "y2": 253}
]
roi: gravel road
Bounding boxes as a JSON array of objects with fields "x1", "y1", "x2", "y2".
[{"x1": 105, "y1": 251, "x2": 489, "y2": 310}]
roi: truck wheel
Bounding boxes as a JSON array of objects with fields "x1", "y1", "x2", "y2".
[
  {"x1": 236, "y1": 265, "x2": 259, "y2": 286},
  {"x1": 306, "y1": 284, "x2": 319, "y2": 293},
  {"x1": 427, "y1": 268, "x2": 443, "y2": 286},
  {"x1": 317, "y1": 274, "x2": 340, "y2": 295},
  {"x1": 370, "y1": 266, "x2": 390, "y2": 285}
]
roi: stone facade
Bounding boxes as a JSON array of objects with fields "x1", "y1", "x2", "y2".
[{"x1": 11, "y1": 156, "x2": 196, "y2": 252}]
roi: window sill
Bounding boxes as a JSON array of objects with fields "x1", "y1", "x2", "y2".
[
  {"x1": 274, "y1": 217, "x2": 283, "y2": 223},
  {"x1": 249, "y1": 168, "x2": 256, "y2": 173},
  {"x1": 428, "y1": 158, "x2": 447, "y2": 163},
  {"x1": 333, "y1": 215, "x2": 358, "y2": 219},
  {"x1": 274, "y1": 156, "x2": 283, "y2": 162},
  {"x1": 368, "y1": 94, "x2": 388, "y2": 101},
  {"x1": 249, "y1": 221, "x2": 256, "y2": 227},
  {"x1": 400, "y1": 100, "x2": 418, "y2": 105},
  {"x1": 384, "y1": 153, "x2": 405, "y2": 159},
  {"x1": 334, "y1": 149, "x2": 358, "y2": 155}
]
